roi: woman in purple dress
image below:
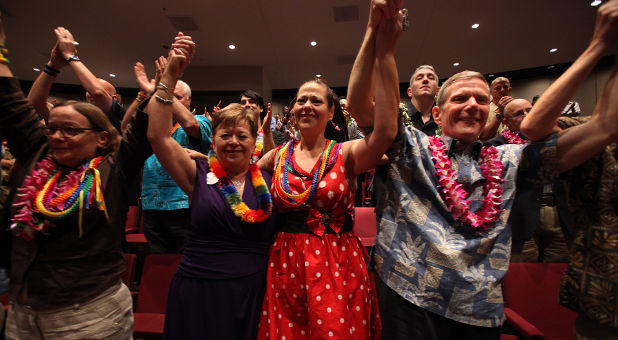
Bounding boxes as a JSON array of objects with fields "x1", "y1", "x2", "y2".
[{"x1": 144, "y1": 34, "x2": 276, "y2": 339}]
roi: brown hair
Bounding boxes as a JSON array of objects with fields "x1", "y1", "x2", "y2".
[
  {"x1": 211, "y1": 103, "x2": 259, "y2": 138},
  {"x1": 54, "y1": 100, "x2": 121, "y2": 155},
  {"x1": 294, "y1": 79, "x2": 348, "y2": 143}
]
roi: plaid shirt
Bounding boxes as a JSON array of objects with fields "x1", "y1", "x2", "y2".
[{"x1": 373, "y1": 125, "x2": 557, "y2": 327}]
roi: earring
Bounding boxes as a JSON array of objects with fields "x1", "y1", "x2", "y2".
[{"x1": 330, "y1": 120, "x2": 341, "y2": 132}]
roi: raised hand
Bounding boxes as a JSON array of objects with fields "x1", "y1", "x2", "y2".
[
  {"x1": 48, "y1": 42, "x2": 68, "y2": 70},
  {"x1": 53, "y1": 27, "x2": 78, "y2": 59},
  {"x1": 591, "y1": 0, "x2": 618, "y2": 52},
  {"x1": 498, "y1": 96, "x2": 514, "y2": 112},
  {"x1": 154, "y1": 56, "x2": 167, "y2": 85},
  {"x1": 262, "y1": 103, "x2": 273, "y2": 131},
  {"x1": 375, "y1": 2, "x2": 404, "y2": 58},
  {"x1": 369, "y1": 0, "x2": 402, "y2": 28},
  {"x1": 134, "y1": 62, "x2": 155, "y2": 94},
  {"x1": 163, "y1": 32, "x2": 195, "y2": 83}
]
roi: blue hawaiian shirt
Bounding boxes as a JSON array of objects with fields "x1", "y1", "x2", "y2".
[
  {"x1": 373, "y1": 125, "x2": 557, "y2": 327},
  {"x1": 141, "y1": 115, "x2": 212, "y2": 210}
]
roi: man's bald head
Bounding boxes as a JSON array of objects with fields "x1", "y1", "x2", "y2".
[
  {"x1": 490, "y1": 77, "x2": 511, "y2": 104},
  {"x1": 85, "y1": 78, "x2": 118, "y2": 105},
  {"x1": 502, "y1": 98, "x2": 532, "y2": 132}
]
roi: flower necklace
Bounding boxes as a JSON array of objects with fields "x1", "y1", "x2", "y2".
[
  {"x1": 427, "y1": 136, "x2": 504, "y2": 231},
  {"x1": 500, "y1": 130, "x2": 525, "y2": 145},
  {"x1": 273, "y1": 139, "x2": 341, "y2": 208},
  {"x1": 399, "y1": 103, "x2": 412, "y2": 127},
  {"x1": 207, "y1": 150, "x2": 272, "y2": 223},
  {"x1": 10, "y1": 156, "x2": 110, "y2": 240},
  {"x1": 252, "y1": 128, "x2": 264, "y2": 162}
]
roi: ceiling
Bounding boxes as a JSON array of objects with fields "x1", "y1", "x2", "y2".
[{"x1": 0, "y1": 0, "x2": 610, "y2": 94}]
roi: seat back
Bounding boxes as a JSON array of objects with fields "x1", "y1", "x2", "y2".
[
  {"x1": 353, "y1": 207, "x2": 377, "y2": 247},
  {"x1": 135, "y1": 254, "x2": 182, "y2": 313},
  {"x1": 503, "y1": 262, "x2": 577, "y2": 340},
  {"x1": 121, "y1": 253, "x2": 137, "y2": 289}
]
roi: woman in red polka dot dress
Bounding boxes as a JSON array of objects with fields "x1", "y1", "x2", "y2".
[{"x1": 257, "y1": 2, "x2": 403, "y2": 337}]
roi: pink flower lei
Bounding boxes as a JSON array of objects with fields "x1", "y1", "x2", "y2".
[
  {"x1": 500, "y1": 130, "x2": 525, "y2": 145},
  {"x1": 10, "y1": 156, "x2": 81, "y2": 240},
  {"x1": 427, "y1": 136, "x2": 505, "y2": 231}
]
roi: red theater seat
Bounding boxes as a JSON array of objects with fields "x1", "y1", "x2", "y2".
[{"x1": 353, "y1": 207, "x2": 377, "y2": 247}]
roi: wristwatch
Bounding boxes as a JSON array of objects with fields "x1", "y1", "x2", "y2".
[{"x1": 66, "y1": 55, "x2": 81, "y2": 62}]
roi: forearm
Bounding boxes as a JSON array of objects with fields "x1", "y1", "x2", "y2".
[
  {"x1": 27, "y1": 72, "x2": 56, "y2": 120},
  {"x1": 479, "y1": 114, "x2": 500, "y2": 141},
  {"x1": 372, "y1": 52, "x2": 399, "y2": 148},
  {"x1": 262, "y1": 128, "x2": 275, "y2": 155},
  {"x1": 347, "y1": 26, "x2": 377, "y2": 127},
  {"x1": 121, "y1": 96, "x2": 142, "y2": 134},
  {"x1": 172, "y1": 100, "x2": 200, "y2": 138},
  {"x1": 69, "y1": 60, "x2": 112, "y2": 110},
  {"x1": 521, "y1": 43, "x2": 606, "y2": 141}
]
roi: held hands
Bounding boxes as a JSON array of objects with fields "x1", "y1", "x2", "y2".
[
  {"x1": 591, "y1": 0, "x2": 618, "y2": 51},
  {"x1": 374, "y1": 0, "x2": 404, "y2": 57},
  {"x1": 162, "y1": 32, "x2": 195, "y2": 83},
  {"x1": 49, "y1": 42, "x2": 68, "y2": 69},
  {"x1": 369, "y1": 0, "x2": 402, "y2": 29},
  {"x1": 53, "y1": 27, "x2": 78, "y2": 59}
]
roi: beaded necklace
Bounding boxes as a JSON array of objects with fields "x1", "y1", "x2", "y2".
[
  {"x1": 10, "y1": 156, "x2": 110, "y2": 240},
  {"x1": 427, "y1": 136, "x2": 504, "y2": 231},
  {"x1": 273, "y1": 139, "x2": 340, "y2": 208},
  {"x1": 207, "y1": 150, "x2": 272, "y2": 223}
]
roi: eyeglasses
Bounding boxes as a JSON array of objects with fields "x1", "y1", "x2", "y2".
[
  {"x1": 45, "y1": 126, "x2": 101, "y2": 138},
  {"x1": 506, "y1": 107, "x2": 532, "y2": 119}
]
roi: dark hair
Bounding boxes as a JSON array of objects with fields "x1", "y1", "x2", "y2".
[
  {"x1": 211, "y1": 103, "x2": 259, "y2": 138},
  {"x1": 53, "y1": 100, "x2": 121, "y2": 155},
  {"x1": 295, "y1": 79, "x2": 348, "y2": 143},
  {"x1": 240, "y1": 90, "x2": 265, "y2": 120}
]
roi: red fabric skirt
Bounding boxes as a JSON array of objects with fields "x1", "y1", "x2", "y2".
[{"x1": 257, "y1": 231, "x2": 381, "y2": 339}]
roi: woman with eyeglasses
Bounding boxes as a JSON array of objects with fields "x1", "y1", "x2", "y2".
[{"x1": 0, "y1": 15, "x2": 150, "y2": 339}]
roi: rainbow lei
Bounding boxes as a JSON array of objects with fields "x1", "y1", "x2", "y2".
[
  {"x1": 273, "y1": 139, "x2": 341, "y2": 208},
  {"x1": 427, "y1": 136, "x2": 504, "y2": 231},
  {"x1": 10, "y1": 156, "x2": 110, "y2": 240},
  {"x1": 500, "y1": 130, "x2": 525, "y2": 145},
  {"x1": 252, "y1": 128, "x2": 264, "y2": 162},
  {"x1": 207, "y1": 151, "x2": 272, "y2": 223}
]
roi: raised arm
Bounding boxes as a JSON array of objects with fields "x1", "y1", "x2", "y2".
[
  {"x1": 520, "y1": 0, "x2": 618, "y2": 141},
  {"x1": 344, "y1": 0, "x2": 402, "y2": 176},
  {"x1": 54, "y1": 27, "x2": 114, "y2": 112},
  {"x1": 345, "y1": 0, "x2": 381, "y2": 129},
  {"x1": 145, "y1": 33, "x2": 197, "y2": 196},
  {"x1": 262, "y1": 103, "x2": 276, "y2": 154},
  {"x1": 27, "y1": 41, "x2": 66, "y2": 120}
]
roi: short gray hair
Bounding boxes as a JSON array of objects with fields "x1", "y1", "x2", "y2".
[
  {"x1": 409, "y1": 65, "x2": 438, "y2": 88},
  {"x1": 435, "y1": 70, "x2": 489, "y2": 107},
  {"x1": 177, "y1": 80, "x2": 192, "y2": 99}
]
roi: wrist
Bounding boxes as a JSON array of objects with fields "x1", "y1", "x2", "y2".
[{"x1": 66, "y1": 55, "x2": 80, "y2": 63}]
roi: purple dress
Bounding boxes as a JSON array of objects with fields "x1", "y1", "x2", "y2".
[{"x1": 163, "y1": 159, "x2": 277, "y2": 339}]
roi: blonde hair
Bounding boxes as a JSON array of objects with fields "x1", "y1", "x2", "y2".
[
  {"x1": 211, "y1": 103, "x2": 259, "y2": 138},
  {"x1": 435, "y1": 70, "x2": 489, "y2": 107}
]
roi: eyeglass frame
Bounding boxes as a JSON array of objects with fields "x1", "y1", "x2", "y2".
[{"x1": 45, "y1": 126, "x2": 102, "y2": 138}]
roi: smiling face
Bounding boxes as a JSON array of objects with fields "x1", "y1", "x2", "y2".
[
  {"x1": 292, "y1": 81, "x2": 334, "y2": 134},
  {"x1": 212, "y1": 119, "x2": 256, "y2": 170},
  {"x1": 47, "y1": 105, "x2": 109, "y2": 168},
  {"x1": 432, "y1": 77, "x2": 490, "y2": 143}
]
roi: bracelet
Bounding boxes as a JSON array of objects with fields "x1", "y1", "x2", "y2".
[
  {"x1": 0, "y1": 46, "x2": 9, "y2": 65},
  {"x1": 66, "y1": 55, "x2": 80, "y2": 62},
  {"x1": 154, "y1": 94, "x2": 173, "y2": 104},
  {"x1": 43, "y1": 64, "x2": 60, "y2": 77},
  {"x1": 136, "y1": 91, "x2": 149, "y2": 102},
  {"x1": 156, "y1": 81, "x2": 174, "y2": 93}
]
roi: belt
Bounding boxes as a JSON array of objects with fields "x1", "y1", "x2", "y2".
[{"x1": 278, "y1": 211, "x2": 353, "y2": 235}]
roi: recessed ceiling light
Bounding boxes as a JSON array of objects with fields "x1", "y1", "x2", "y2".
[
  {"x1": 310, "y1": 41, "x2": 318, "y2": 47},
  {"x1": 471, "y1": 23, "x2": 479, "y2": 29},
  {"x1": 316, "y1": 74, "x2": 322, "y2": 78},
  {"x1": 591, "y1": 0, "x2": 602, "y2": 6},
  {"x1": 453, "y1": 62, "x2": 460, "y2": 66},
  {"x1": 109, "y1": 74, "x2": 116, "y2": 78},
  {"x1": 550, "y1": 48, "x2": 558, "y2": 53},
  {"x1": 228, "y1": 44, "x2": 236, "y2": 50},
  {"x1": 488, "y1": 74, "x2": 495, "y2": 77},
  {"x1": 33, "y1": 68, "x2": 40, "y2": 72}
]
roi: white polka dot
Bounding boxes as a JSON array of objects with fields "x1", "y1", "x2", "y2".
[
  {"x1": 335, "y1": 272, "x2": 340, "y2": 277},
  {"x1": 330, "y1": 172, "x2": 337, "y2": 179},
  {"x1": 282, "y1": 336, "x2": 285, "y2": 340},
  {"x1": 317, "y1": 319, "x2": 322, "y2": 325},
  {"x1": 290, "y1": 273, "x2": 295, "y2": 279},
  {"x1": 273, "y1": 241, "x2": 277, "y2": 246},
  {"x1": 340, "y1": 318, "x2": 345, "y2": 323},
  {"x1": 305, "y1": 261, "x2": 309, "y2": 266},
  {"x1": 329, "y1": 331, "x2": 334, "y2": 337},
  {"x1": 343, "y1": 280, "x2": 347, "y2": 285},
  {"x1": 289, "y1": 322, "x2": 293, "y2": 328},
  {"x1": 278, "y1": 314, "x2": 282, "y2": 319},
  {"x1": 338, "y1": 294, "x2": 343, "y2": 300},
  {"x1": 300, "y1": 284, "x2": 304, "y2": 289},
  {"x1": 316, "y1": 272, "x2": 321, "y2": 278},
  {"x1": 339, "y1": 149, "x2": 343, "y2": 155},
  {"x1": 319, "y1": 180, "x2": 327, "y2": 188},
  {"x1": 292, "y1": 190, "x2": 298, "y2": 195},
  {"x1": 301, "y1": 330, "x2": 306, "y2": 335},
  {"x1": 353, "y1": 251, "x2": 358, "y2": 256},
  {"x1": 263, "y1": 311, "x2": 267, "y2": 315},
  {"x1": 325, "y1": 261, "x2": 329, "y2": 266},
  {"x1": 327, "y1": 307, "x2": 332, "y2": 312},
  {"x1": 325, "y1": 284, "x2": 331, "y2": 289},
  {"x1": 283, "y1": 263, "x2": 287, "y2": 268},
  {"x1": 289, "y1": 251, "x2": 294, "y2": 256},
  {"x1": 275, "y1": 293, "x2": 279, "y2": 298},
  {"x1": 294, "y1": 175, "x2": 300, "y2": 181},
  {"x1": 266, "y1": 332, "x2": 270, "y2": 337},
  {"x1": 360, "y1": 284, "x2": 364, "y2": 290},
  {"x1": 316, "y1": 295, "x2": 321, "y2": 301},
  {"x1": 284, "y1": 241, "x2": 288, "y2": 247},
  {"x1": 356, "y1": 306, "x2": 361, "y2": 311},
  {"x1": 305, "y1": 239, "x2": 309, "y2": 245},
  {"x1": 351, "y1": 272, "x2": 355, "y2": 277},
  {"x1": 340, "y1": 166, "x2": 345, "y2": 173},
  {"x1": 339, "y1": 183, "x2": 345, "y2": 191},
  {"x1": 328, "y1": 191, "x2": 334, "y2": 199},
  {"x1": 315, "y1": 250, "x2": 320, "y2": 255},
  {"x1": 363, "y1": 320, "x2": 367, "y2": 325},
  {"x1": 270, "y1": 262, "x2": 274, "y2": 267},
  {"x1": 341, "y1": 246, "x2": 346, "y2": 251},
  {"x1": 349, "y1": 294, "x2": 353, "y2": 299},
  {"x1": 293, "y1": 294, "x2": 297, "y2": 299}
]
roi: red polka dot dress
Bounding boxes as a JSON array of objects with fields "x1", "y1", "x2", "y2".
[{"x1": 257, "y1": 140, "x2": 381, "y2": 339}]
